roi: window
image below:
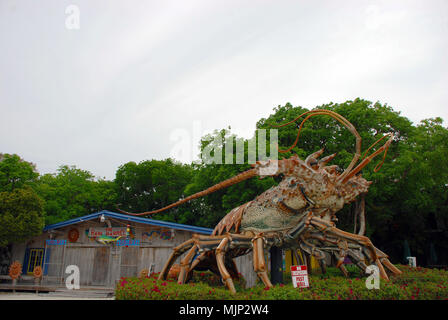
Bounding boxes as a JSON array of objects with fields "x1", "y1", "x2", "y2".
[{"x1": 25, "y1": 248, "x2": 44, "y2": 275}]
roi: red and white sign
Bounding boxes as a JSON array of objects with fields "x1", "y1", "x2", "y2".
[
  {"x1": 88, "y1": 227, "x2": 127, "y2": 238},
  {"x1": 291, "y1": 265, "x2": 309, "y2": 288}
]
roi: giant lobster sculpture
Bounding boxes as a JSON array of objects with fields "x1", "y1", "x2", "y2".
[{"x1": 118, "y1": 109, "x2": 402, "y2": 293}]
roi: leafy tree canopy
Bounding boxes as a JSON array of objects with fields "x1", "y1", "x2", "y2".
[
  {"x1": 0, "y1": 153, "x2": 38, "y2": 192},
  {"x1": 33, "y1": 165, "x2": 117, "y2": 225},
  {"x1": 0, "y1": 187, "x2": 45, "y2": 246},
  {"x1": 115, "y1": 159, "x2": 194, "y2": 224}
]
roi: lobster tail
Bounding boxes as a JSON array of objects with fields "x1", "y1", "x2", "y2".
[{"x1": 116, "y1": 168, "x2": 258, "y2": 216}]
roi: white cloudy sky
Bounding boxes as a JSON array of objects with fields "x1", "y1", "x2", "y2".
[{"x1": 1, "y1": 0, "x2": 447, "y2": 180}]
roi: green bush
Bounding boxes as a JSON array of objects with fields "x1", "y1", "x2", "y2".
[
  {"x1": 115, "y1": 273, "x2": 236, "y2": 300},
  {"x1": 115, "y1": 265, "x2": 448, "y2": 300}
]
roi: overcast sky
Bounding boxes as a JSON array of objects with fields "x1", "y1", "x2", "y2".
[{"x1": 1, "y1": 0, "x2": 447, "y2": 180}]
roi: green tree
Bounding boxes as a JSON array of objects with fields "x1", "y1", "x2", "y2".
[
  {"x1": 115, "y1": 159, "x2": 194, "y2": 224},
  {"x1": 0, "y1": 187, "x2": 45, "y2": 246},
  {"x1": 385, "y1": 117, "x2": 448, "y2": 263},
  {"x1": 34, "y1": 165, "x2": 118, "y2": 225},
  {"x1": 0, "y1": 154, "x2": 38, "y2": 192}
]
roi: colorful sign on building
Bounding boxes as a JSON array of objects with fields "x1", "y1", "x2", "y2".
[
  {"x1": 46, "y1": 239, "x2": 67, "y2": 246},
  {"x1": 88, "y1": 227, "x2": 127, "y2": 238},
  {"x1": 117, "y1": 239, "x2": 140, "y2": 247}
]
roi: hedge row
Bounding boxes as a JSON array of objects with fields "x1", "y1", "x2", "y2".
[{"x1": 115, "y1": 265, "x2": 448, "y2": 300}]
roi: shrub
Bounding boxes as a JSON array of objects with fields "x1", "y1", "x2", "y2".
[{"x1": 115, "y1": 265, "x2": 448, "y2": 300}]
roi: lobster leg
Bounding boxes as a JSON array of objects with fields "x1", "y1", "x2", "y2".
[
  {"x1": 355, "y1": 246, "x2": 401, "y2": 277},
  {"x1": 215, "y1": 237, "x2": 237, "y2": 294},
  {"x1": 158, "y1": 238, "x2": 195, "y2": 281},
  {"x1": 380, "y1": 257, "x2": 402, "y2": 275},
  {"x1": 346, "y1": 248, "x2": 369, "y2": 273},
  {"x1": 190, "y1": 251, "x2": 207, "y2": 270},
  {"x1": 292, "y1": 248, "x2": 304, "y2": 265},
  {"x1": 308, "y1": 233, "x2": 366, "y2": 276},
  {"x1": 183, "y1": 234, "x2": 253, "y2": 287},
  {"x1": 319, "y1": 258, "x2": 327, "y2": 274},
  {"x1": 299, "y1": 236, "x2": 326, "y2": 260},
  {"x1": 252, "y1": 236, "x2": 273, "y2": 289},
  {"x1": 309, "y1": 216, "x2": 390, "y2": 280},
  {"x1": 374, "y1": 247, "x2": 402, "y2": 275},
  {"x1": 335, "y1": 240, "x2": 349, "y2": 268},
  {"x1": 178, "y1": 244, "x2": 199, "y2": 284},
  {"x1": 339, "y1": 263, "x2": 349, "y2": 277}
]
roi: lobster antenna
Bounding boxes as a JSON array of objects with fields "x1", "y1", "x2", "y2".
[
  {"x1": 271, "y1": 109, "x2": 361, "y2": 182},
  {"x1": 116, "y1": 168, "x2": 258, "y2": 216},
  {"x1": 340, "y1": 133, "x2": 393, "y2": 183}
]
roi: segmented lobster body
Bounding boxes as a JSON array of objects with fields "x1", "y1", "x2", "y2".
[
  {"x1": 213, "y1": 150, "x2": 371, "y2": 242},
  {"x1": 198, "y1": 153, "x2": 374, "y2": 282}
]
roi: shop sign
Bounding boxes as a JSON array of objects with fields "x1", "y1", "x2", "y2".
[
  {"x1": 117, "y1": 239, "x2": 140, "y2": 247},
  {"x1": 46, "y1": 239, "x2": 67, "y2": 245},
  {"x1": 88, "y1": 227, "x2": 127, "y2": 238}
]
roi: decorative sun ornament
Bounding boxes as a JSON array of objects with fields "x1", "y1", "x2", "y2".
[
  {"x1": 33, "y1": 266, "x2": 43, "y2": 279},
  {"x1": 9, "y1": 261, "x2": 22, "y2": 280},
  {"x1": 68, "y1": 228, "x2": 79, "y2": 242}
]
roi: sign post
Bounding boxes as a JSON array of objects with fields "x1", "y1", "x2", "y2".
[{"x1": 291, "y1": 265, "x2": 309, "y2": 288}]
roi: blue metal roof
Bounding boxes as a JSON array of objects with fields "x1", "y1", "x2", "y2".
[{"x1": 43, "y1": 210, "x2": 213, "y2": 235}]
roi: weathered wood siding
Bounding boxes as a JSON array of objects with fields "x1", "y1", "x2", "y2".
[
  {"x1": 235, "y1": 253, "x2": 257, "y2": 288},
  {"x1": 9, "y1": 219, "x2": 258, "y2": 288},
  {"x1": 64, "y1": 247, "x2": 95, "y2": 286},
  {"x1": 92, "y1": 247, "x2": 110, "y2": 285}
]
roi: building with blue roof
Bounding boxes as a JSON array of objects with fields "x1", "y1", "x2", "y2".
[
  {"x1": 43, "y1": 210, "x2": 214, "y2": 235},
  {"x1": 5, "y1": 210, "x2": 217, "y2": 288}
]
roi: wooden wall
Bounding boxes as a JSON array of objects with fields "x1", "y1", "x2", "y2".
[{"x1": 10, "y1": 218, "x2": 259, "y2": 288}]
